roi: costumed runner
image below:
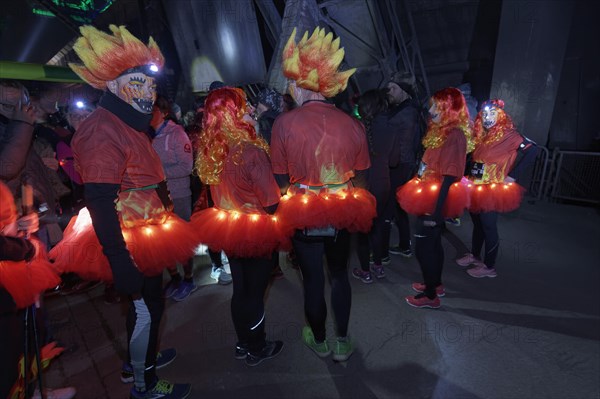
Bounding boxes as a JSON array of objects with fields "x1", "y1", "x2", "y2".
[
  {"x1": 191, "y1": 87, "x2": 288, "y2": 366},
  {"x1": 397, "y1": 87, "x2": 474, "y2": 309},
  {"x1": 270, "y1": 27, "x2": 376, "y2": 362},
  {"x1": 0, "y1": 181, "x2": 69, "y2": 399},
  {"x1": 457, "y1": 99, "x2": 538, "y2": 278},
  {"x1": 48, "y1": 25, "x2": 192, "y2": 399}
]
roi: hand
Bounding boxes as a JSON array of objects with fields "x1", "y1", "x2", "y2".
[
  {"x1": 504, "y1": 176, "x2": 516, "y2": 183},
  {"x1": 17, "y1": 213, "x2": 39, "y2": 235},
  {"x1": 12, "y1": 101, "x2": 36, "y2": 126}
]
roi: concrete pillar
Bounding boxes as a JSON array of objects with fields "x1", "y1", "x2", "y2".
[{"x1": 489, "y1": 0, "x2": 574, "y2": 145}]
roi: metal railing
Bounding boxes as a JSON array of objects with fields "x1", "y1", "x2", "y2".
[
  {"x1": 522, "y1": 145, "x2": 550, "y2": 201},
  {"x1": 549, "y1": 150, "x2": 600, "y2": 205}
]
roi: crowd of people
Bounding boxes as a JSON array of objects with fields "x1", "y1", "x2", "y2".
[{"x1": 0, "y1": 24, "x2": 537, "y2": 399}]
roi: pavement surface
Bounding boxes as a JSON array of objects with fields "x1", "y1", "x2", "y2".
[{"x1": 41, "y1": 200, "x2": 600, "y2": 399}]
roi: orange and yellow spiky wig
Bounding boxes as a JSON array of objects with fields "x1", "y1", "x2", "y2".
[
  {"x1": 68, "y1": 25, "x2": 164, "y2": 90},
  {"x1": 282, "y1": 27, "x2": 355, "y2": 98}
]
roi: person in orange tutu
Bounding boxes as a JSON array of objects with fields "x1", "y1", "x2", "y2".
[
  {"x1": 192, "y1": 87, "x2": 286, "y2": 366},
  {"x1": 0, "y1": 182, "x2": 73, "y2": 399},
  {"x1": 49, "y1": 25, "x2": 192, "y2": 398},
  {"x1": 457, "y1": 99, "x2": 537, "y2": 278},
  {"x1": 398, "y1": 87, "x2": 474, "y2": 309},
  {"x1": 270, "y1": 27, "x2": 376, "y2": 361}
]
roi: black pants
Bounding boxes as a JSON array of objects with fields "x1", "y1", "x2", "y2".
[
  {"x1": 356, "y1": 217, "x2": 388, "y2": 270},
  {"x1": 292, "y1": 229, "x2": 351, "y2": 342},
  {"x1": 126, "y1": 274, "x2": 164, "y2": 390},
  {"x1": 0, "y1": 305, "x2": 23, "y2": 398},
  {"x1": 470, "y1": 211, "x2": 499, "y2": 268},
  {"x1": 229, "y1": 254, "x2": 275, "y2": 354},
  {"x1": 391, "y1": 163, "x2": 415, "y2": 250},
  {"x1": 415, "y1": 216, "x2": 444, "y2": 298}
]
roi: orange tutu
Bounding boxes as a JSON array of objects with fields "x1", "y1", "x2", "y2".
[
  {"x1": 397, "y1": 177, "x2": 470, "y2": 218},
  {"x1": 0, "y1": 240, "x2": 60, "y2": 309},
  {"x1": 49, "y1": 207, "x2": 199, "y2": 281},
  {"x1": 468, "y1": 182, "x2": 525, "y2": 213},
  {"x1": 276, "y1": 187, "x2": 377, "y2": 233},
  {"x1": 190, "y1": 208, "x2": 292, "y2": 258}
]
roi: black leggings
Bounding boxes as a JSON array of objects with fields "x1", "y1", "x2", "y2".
[
  {"x1": 415, "y1": 216, "x2": 444, "y2": 298},
  {"x1": 126, "y1": 274, "x2": 164, "y2": 390},
  {"x1": 292, "y1": 229, "x2": 351, "y2": 342},
  {"x1": 229, "y1": 254, "x2": 275, "y2": 354},
  {"x1": 356, "y1": 217, "x2": 388, "y2": 270},
  {"x1": 470, "y1": 211, "x2": 499, "y2": 268}
]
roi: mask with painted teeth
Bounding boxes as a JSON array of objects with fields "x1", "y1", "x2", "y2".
[
  {"x1": 134, "y1": 98, "x2": 154, "y2": 113},
  {"x1": 110, "y1": 71, "x2": 157, "y2": 114}
]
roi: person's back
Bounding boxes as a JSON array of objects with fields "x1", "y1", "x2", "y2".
[{"x1": 273, "y1": 101, "x2": 367, "y2": 185}]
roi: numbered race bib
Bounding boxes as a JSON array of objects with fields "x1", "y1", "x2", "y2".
[{"x1": 471, "y1": 162, "x2": 485, "y2": 182}]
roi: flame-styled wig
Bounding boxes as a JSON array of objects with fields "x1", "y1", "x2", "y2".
[
  {"x1": 422, "y1": 87, "x2": 475, "y2": 153},
  {"x1": 195, "y1": 87, "x2": 270, "y2": 185},
  {"x1": 473, "y1": 99, "x2": 515, "y2": 144},
  {"x1": 68, "y1": 25, "x2": 164, "y2": 90},
  {"x1": 0, "y1": 182, "x2": 17, "y2": 232},
  {"x1": 282, "y1": 27, "x2": 355, "y2": 98}
]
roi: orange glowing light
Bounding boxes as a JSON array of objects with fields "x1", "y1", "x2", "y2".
[
  {"x1": 503, "y1": 184, "x2": 509, "y2": 190},
  {"x1": 162, "y1": 222, "x2": 172, "y2": 230},
  {"x1": 271, "y1": 216, "x2": 278, "y2": 222},
  {"x1": 232, "y1": 211, "x2": 240, "y2": 220},
  {"x1": 217, "y1": 211, "x2": 226, "y2": 220},
  {"x1": 302, "y1": 197, "x2": 308, "y2": 204},
  {"x1": 417, "y1": 188, "x2": 422, "y2": 193},
  {"x1": 430, "y1": 185, "x2": 438, "y2": 191},
  {"x1": 491, "y1": 184, "x2": 496, "y2": 189},
  {"x1": 250, "y1": 214, "x2": 259, "y2": 222},
  {"x1": 468, "y1": 184, "x2": 473, "y2": 188},
  {"x1": 477, "y1": 186, "x2": 483, "y2": 192},
  {"x1": 144, "y1": 227, "x2": 153, "y2": 236}
]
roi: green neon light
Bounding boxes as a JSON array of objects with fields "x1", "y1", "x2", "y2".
[{"x1": 31, "y1": 1, "x2": 114, "y2": 21}]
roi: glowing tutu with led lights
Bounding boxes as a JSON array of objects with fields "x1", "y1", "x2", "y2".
[
  {"x1": 468, "y1": 182, "x2": 525, "y2": 213},
  {"x1": 190, "y1": 207, "x2": 292, "y2": 258},
  {"x1": 0, "y1": 239, "x2": 61, "y2": 309},
  {"x1": 276, "y1": 187, "x2": 377, "y2": 233},
  {"x1": 397, "y1": 177, "x2": 470, "y2": 218},
  {"x1": 49, "y1": 207, "x2": 198, "y2": 281}
]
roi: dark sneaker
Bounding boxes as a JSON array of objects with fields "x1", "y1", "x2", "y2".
[
  {"x1": 445, "y1": 217, "x2": 461, "y2": 227},
  {"x1": 172, "y1": 281, "x2": 198, "y2": 302},
  {"x1": 129, "y1": 379, "x2": 191, "y2": 399},
  {"x1": 352, "y1": 268, "x2": 373, "y2": 284},
  {"x1": 411, "y1": 282, "x2": 445, "y2": 297},
  {"x1": 405, "y1": 293, "x2": 441, "y2": 309},
  {"x1": 332, "y1": 337, "x2": 353, "y2": 362},
  {"x1": 389, "y1": 246, "x2": 413, "y2": 258},
  {"x1": 301, "y1": 326, "x2": 331, "y2": 358},
  {"x1": 245, "y1": 340, "x2": 284, "y2": 367},
  {"x1": 271, "y1": 265, "x2": 285, "y2": 280},
  {"x1": 234, "y1": 342, "x2": 248, "y2": 360},
  {"x1": 163, "y1": 279, "x2": 181, "y2": 299},
  {"x1": 121, "y1": 348, "x2": 177, "y2": 383},
  {"x1": 369, "y1": 255, "x2": 391, "y2": 265},
  {"x1": 370, "y1": 264, "x2": 385, "y2": 279}
]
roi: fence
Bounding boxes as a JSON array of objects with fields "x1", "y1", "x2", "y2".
[{"x1": 548, "y1": 150, "x2": 600, "y2": 205}]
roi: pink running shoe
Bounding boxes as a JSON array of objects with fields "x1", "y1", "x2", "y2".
[
  {"x1": 467, "y1": 264, "x2": 497, "y2": 278},
  {"x1": 456, "y1": 253, "x2": 480, "y2": 267},
  {"x1": 405, "y1": 293, "x2": 441, "y2": 309},
  {"x1": 411, "y1": 282, "x2": 446, "y2": 297}
]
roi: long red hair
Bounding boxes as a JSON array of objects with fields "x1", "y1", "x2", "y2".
[
  {"x1": 422, "y1": 87, "x2": 474, "y2": 152},
  {"x1": 195, "y1": 88, "x2": 269, "y2": 185}
]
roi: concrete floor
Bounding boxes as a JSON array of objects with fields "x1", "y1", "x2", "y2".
[{"x1": 42, "y1": 200, "x2": 600, "y2": 399}]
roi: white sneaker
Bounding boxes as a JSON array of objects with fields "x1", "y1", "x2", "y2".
[
  {"x1": 211, "y1": 265, "x2": 232, "y2": 285},
  {"x1": 220, "y1": 251, "x2": 229, "y2": 266},
  {"x1": 32, "y1": 387, "x2": 76, "y2": 399}
]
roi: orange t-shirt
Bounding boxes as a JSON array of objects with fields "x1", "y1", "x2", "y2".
[
  {"x1": 421, "y1": 127, "x2": 467, "y2": 180},
  {"x1": 72, "y1": 107, "x2": 167, "y2": 226},
  {"x1": 271, "y1": 101, "x2": 370, "y2": 185},
  {"x1": 210, "y1": 143, "x2": 280, "y2": 214}
]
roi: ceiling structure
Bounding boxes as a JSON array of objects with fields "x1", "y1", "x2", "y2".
[{"x1": 1, "y1": 0, "x2": 597, "y2": 150}]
